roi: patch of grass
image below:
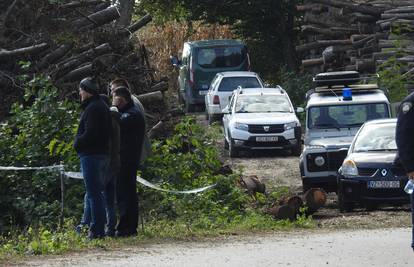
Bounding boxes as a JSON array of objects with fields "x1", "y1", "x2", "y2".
[{"x1": 0, "y1": 212, "x2": 315, "y2": 263}]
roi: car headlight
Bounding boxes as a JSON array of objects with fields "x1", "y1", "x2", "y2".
[
  {"x1": 235, "y1": 122, "x2": 249, "y2": 131},
  {"x1": 284, "y1": 121, "x2": 298, "y2": 130},
  {"x1": 341, "y1": 159, "x2": 358, "y2": 177},
  {"x1": 305, "y1": 145, "x2": 324, "y2": 150},
  {"x1": 314, "y1": 156, "x2": 325, "y2": 167}
]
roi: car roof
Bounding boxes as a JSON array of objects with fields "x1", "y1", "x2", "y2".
[
  {"x1": 236, "y1": 87, "x2": 285, "y2": 95},
  {"x1": 187, "y1": 39, "x2": 244, "y2": 48},
  {"x1": 217, "y1": 71, "x2": 259, "y2": 78},
  {"x1": 307, "y1": 90, "x2": 389, "y2": 107},
  {"x1": 364, "y1": 118, "x2": 397, "y2": 125}
]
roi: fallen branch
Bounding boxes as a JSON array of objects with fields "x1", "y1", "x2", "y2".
[{"x1": 0, "y1": 43, "x2": 49, "y2": 58}]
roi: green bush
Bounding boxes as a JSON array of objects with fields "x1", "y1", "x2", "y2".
[{"x1": 0, "y1": 75, "x2": 82, "y2": 233}]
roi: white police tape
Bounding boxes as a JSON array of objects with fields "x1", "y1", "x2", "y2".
[
  {"x1": 64, "y1": 171, "x2": 216, "y2": 194},
  {"x1": 0, "y1": 165, "x2": 215, "y2": 194},
  {"x1": 0, "y1": 165, "x2": 64, "y2": 171}
]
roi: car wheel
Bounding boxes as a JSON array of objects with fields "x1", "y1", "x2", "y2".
[
  {"x1": 302, "y1": 180, "x2": 310, "y2": 193},
  {"x1": 291, "y1": 143, "x2": 302, "y2": 157},
  {"x1": 208, "y1": 113, "x2": 214, "y2": 125},
  {"x1": 338, "y1": 187, "x2": 354, "y2": 213},
  {"x1": 229, "y1": 138, "x2": 239, "y2": 158},
  {"x1": 185, "y1": 101, "x2": 195, "y2": 113}
]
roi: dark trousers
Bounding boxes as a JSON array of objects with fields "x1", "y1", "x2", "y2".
[
  {"x1": 411, "y1": 193, "x2": 414, "y2": 249},
  {"x1": 116, "y1": 164, "x2": 139, "y2": 235}
]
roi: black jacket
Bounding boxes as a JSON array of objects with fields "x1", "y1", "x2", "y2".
[
  {"x1": 118, "y1": 101, "x2": 146, "y2": 166},
  {"x1": 396, "y1": 92, "x2": 414, "y2": 173},
  {"x1": 74, "y1": 95, "x2": 111, "y2": 156}
]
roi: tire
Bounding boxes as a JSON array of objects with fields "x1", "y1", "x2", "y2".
[
  {"x1": 338, "y1": 186, "x2": 354, "y2": 213},
  {"x1": 185, "y1": 101, "x2": 195, "y2": 113},
  {"x1": 229, "y1": 138, "x2": 239, "y2": 158},
  {"x1": 302, "y1": 180, "x2": 310, "y2": 193},
  {"x1": 291, "y1": 143, "x2": 302, "y2": 157},
  {"x1": 208, "y1": 113, "x2": 214, "y2": 125}
]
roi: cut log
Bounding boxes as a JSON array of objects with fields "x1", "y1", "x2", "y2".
[
  {"x1": 71, "y1": 6, "x2": 120, "y2": 30},
  {"x1": 147, "y1": 121, "x2": 164, "y2": 138},
  {"x1": 60, "y1": 0, "x2": 104, "y2": 9},
  {"x1": 118, "y1": 14, "x2": 152, "y2": 36},
  {"x1": 385, "y1": 7, "x2": 414, "y2": 14},
  {"x1": 150, "y1": 81, "x2": 168, "y2": 92},
  {"x1": 358, "y1": 45, "x2": 377, "y2": 56},
  {"x1": 312, "y1": 0, "x2": 384, "y2": 16},
  {"x1": 303, "y1": 188, "x2": 327, "y2": 214},
  {"x1": 302, "y1": 57, "x2": 324, "y2": 67},
  {"x1": 37, "y1": 43, "x2": 73, "y2": 69},
  {"x1": 351, "y1": 13, "x2": 377, "y2": 23},
  {"x1": 59, "y1": 63, "x2": 93, "y2": 82},
  {"x1": 302, "y1": 25, "x2": 356, "y2": 38},
  {"x1": 351, "y1": 34, "x2": 371, "y2": 43},
  {"x1": 136, "y1": 91, "x2": 163, "y2": 104},
  {"x1": 322, "y1": 46, "x2": 335, "y2": 64},
  {"x1": 239, "y1": 175, "x2": 266, "y2": 194},
  {"x1": 53, "y1": 43, "x2": 111, "y2": 80},
  {"x1": 296, "y1": 40, "x2": 352, "y2": 52},
  {"x1": 356, "y1": 59, "x2": 376, "y2": 72},
  {"x1": 381, "y1": 13, "x2": 414, "y2": 20},
  {"x1": 0, "y1": 43, "x2": 49, "y2": 58},
  {"x1": 266, "y1": 205, "x2": 297, "y2": 221},
  {"x1": 345, "y1": 64, "x2": 357, "y2": 71},
  {"x1": 373, "y1": 51, "x2": 397, "y2": 61}
]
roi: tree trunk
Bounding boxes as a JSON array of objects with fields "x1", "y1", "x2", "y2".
[
  {"x1": 0, "y1": 43, "x2": 49, "y2": 58},
  {"x1": 37, "y1": 43, "x2": 74, "y2": 69},
  {"x1": 116, "y1": 0, "x2": 134, "y2": 27},
  {"x1": 312, "y1": 0, "x2": 384, "y2": 16},
  {"x1": 296, "y1": 40, "x2": 352, "y2": 52}
]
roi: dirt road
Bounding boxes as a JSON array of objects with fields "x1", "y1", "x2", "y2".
[{"x1": 22, "y1": 228, "x2": 413, "y2": 267}]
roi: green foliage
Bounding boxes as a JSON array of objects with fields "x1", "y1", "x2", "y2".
[
  {"x1": 0, "y1": 75, "x2": 81, "y2": 233},
  {"x1": 140, "y1": 116, "x2": 249, "y2": 228},
  {"x1": 377, "y1": 26, "x2": 412, "y2": 103}
]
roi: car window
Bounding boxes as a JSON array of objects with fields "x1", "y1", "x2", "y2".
[
  {"x1": 196, "y1": 46, "x2": 246, "y2": 68},
  {"x1": 308, "y1": 103, "x2": 389, "y2": 129},
  {"x1": 353, "y1": 123, "x2": 397, "y2": 152},
  {"x1": 235, "y1": 94, "x2": 292, "y2": 113},
  {"x1": 218, "y1": 77, "x2": 261, "y2": 91},
  {"x1": 181, "y1": 44, "x2": 191, "y2": 65}
]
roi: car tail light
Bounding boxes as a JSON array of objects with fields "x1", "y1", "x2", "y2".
[
  {"x1": 189, "y1": 57, "x2": 194, "y2": 88},
  {"x1": 213, "y1": 95, "x2": 220, "y2": 105}
]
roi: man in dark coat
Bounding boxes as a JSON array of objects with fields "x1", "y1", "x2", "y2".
[
  {"x1": 112, "y1": 87, "x2": 146, "y2": 237},
  {"x1": 396, "y1": 91, "x2": 414, "y2": 250},
  {"x1": 74, "y1": 77, "x2": 111, "y2": 239}
]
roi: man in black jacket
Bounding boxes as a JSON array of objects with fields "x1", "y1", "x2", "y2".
[
  {"x1": 112, "y1": 87, "x2": 146, "y2": 237},
  {"x1": 396, "y1": 91, "x2": 414, "y2": 250},
  {"x1": 74, "y1": 77, "x2": 111, "y2": 239}
]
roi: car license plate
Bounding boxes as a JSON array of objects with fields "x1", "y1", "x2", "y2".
[
  {"x1": 367, "y1": 181, "x2": 400, "y2": 189},
  {"x1": 199, "y1": 90, "x2": 207, "y2": 95},
  {"x1": 256, "y1": 136, "x2": 278, "y2": 142}
]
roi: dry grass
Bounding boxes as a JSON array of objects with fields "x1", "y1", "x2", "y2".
[{"x1": 136, "y1": 21, "x2": 234, "y2": 97}]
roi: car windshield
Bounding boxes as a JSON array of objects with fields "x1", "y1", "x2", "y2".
[
  {"x1": 218, "y1": 77, "x2": 261, "y2": 91},
  {"x1": 308, "y1": 103, "x2": 389, "y2": 129},
  {"x1": 353, "y1": 122, "x2": 397, "y2": 152},
  {"x1": 197, "y1": 46, "x2": 246, "y2": 68},
  {"x1": 235, "y1": 94, "x2": 292, "y2": 113}
]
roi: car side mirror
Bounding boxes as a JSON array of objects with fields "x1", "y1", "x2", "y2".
[
  {"x1": 222, "y1": 106, "x2": 230, "y2": 114},
  {"x1": 170, "y1": 55, "x2": 180, "y2": 67},
  {"x1": 296, "y1": 107, "x2": 304, "y2": 113}
]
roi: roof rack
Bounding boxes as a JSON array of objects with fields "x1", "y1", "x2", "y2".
[{"x1": 313, "y1": 71, "x2": 379, "y2": 88}]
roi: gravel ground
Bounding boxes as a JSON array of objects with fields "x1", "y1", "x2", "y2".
[{"x1": 20, "y1": 228, "x2": 413, "y2": 267}]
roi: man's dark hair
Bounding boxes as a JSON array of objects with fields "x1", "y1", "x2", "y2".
[
  {"x1": 113, "y1": 86, "x2": 132, "y2": 102},
  {"x1": 110, "y1": 78, "x2": 131, "y2": 89}
]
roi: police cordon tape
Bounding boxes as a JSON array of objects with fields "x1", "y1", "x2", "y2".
[{"x1": 0, "y1": 165, "x2": 216, "y2": 194}]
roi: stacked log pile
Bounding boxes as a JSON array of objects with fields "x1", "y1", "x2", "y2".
[
  {"x1": 0, "y1": 0, "x2": 174, "y2": 130},
  {"x1": 297, "y1": 0, "x2": 414, "y2": 91}
]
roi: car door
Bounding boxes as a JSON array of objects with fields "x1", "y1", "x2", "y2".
[{"x1": 223, "y1": 93, "x2": 236, "y2": 140}]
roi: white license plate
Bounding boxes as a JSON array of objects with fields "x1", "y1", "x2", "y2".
[
  {"x1": 367, "y1": 181, "x2": 400, "y2": 189},
  {"x1": 256, "y1": 136, "x2": 278, "y2": 142},
  {"x1": 199, "y1": 90, "x2": 208, "y2": 95}
]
